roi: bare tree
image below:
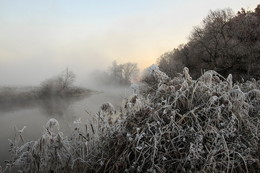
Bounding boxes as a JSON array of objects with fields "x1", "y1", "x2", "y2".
[
  {"x1": 110, "y1": 61, "x2": 124, "y2": 83},
  {"x1": 121, "y1": 62, "x2": 139, "y2": 84},
  {"x1": 60, "y1": 68, "x2": 76, "y2": 91},
  {"x1": 189, "y1": 9, "x2": 235, "y2": 69},
  {"x1": 158, "y1": 47, "x2": 185, "y2": 78},
  {"x1": 158, "y1": 5, "x2": 260, "y2": 81},
  {"x1": 40, "y1": 68, "x2": 76, "y2": 97},
  {"x1": 109, "y1": 61, "x2": 139, "y2": 85}
]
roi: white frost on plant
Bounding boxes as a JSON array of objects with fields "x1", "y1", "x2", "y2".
[
  {"x1": 100, "y1": 102, "x2": 115, "y2": 117},
  {"x1": 200, "y1": 71, "x2": 213, "y2": 85},
  {"x1": 183, "y1": 67, "x2": 192, "y2": 82},
  {"x1": 45, "y1": 118, "x2": 60, "y2": 132},
  {"x1": 180, "y1": 80, "x2": 189, "y2": 91},
  {"x1": 98, "y1": 102, "x2": 116, "y2": 125},
  {"x1": 246, "y1": 89, "x2": 260, "y2": 100},
  {"x1": 130, "y1": 83, "x2": 139, "y2": 94},
  {"x1": 16, "y1": 141, "x2": 35, "y2": 156},
  {"x1": 122, "y1": 95, "x2": 144, "y2": 113},
  {"x1": 142, "y1": 64, "x2": 169, "y2": 83},
  {"x1": 73, "y1": 118, "x2": 82, "y2": 125},
  {"x1": 227, "y1": 74, "x2": 233, "y2": 89},
  {"x1": 134, "y1": 98, "x2": 144, "y2": 111},
  {"x1": 18, "y1": 126, "x2": 27, "y2": 133},
  {"x1": 7, "y1": 67, "x2": 260, "y2": 173},
  {"x1": 209, "y1": 95, "x2": 218, "y2": 105},
  {"x1": 157, "y1": 83, "x2": 170, "y2": 93}
]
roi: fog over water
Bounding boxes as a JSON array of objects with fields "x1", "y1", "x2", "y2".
[
  {"x1": 0, "y1": 86, "x2": 131, "y2": 166},
  {"x1": 0, "y1": 0, "x2": 259, "y2": 169}
]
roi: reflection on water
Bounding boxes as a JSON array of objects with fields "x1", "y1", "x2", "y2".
[
  {"x1": 0, "y1": 87, "x2": 131, "y2": 167},
  {"x1": 0, "y1": 95, "x2": 89, "y2": 116},
  {"x1": 0, "y1": 95, "x2": 91, "y2": 167},
  {"x1": 38, "y1": 96, "x2": 89, "y2": 116}
]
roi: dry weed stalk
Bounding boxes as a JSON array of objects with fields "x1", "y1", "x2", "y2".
[{"x1": 7, "y1": 66, "x2": 260, "y2": 172}]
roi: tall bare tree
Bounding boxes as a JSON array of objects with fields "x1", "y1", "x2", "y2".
[
  {"x1": 40, "y1": 68, "x2": 76, "y2": 96},
  {"x1": 158, "y1": 5, "x2": 260, "y2": 81},
  {"x1": 109, "y1": 61, "x2": 139, "y2": 85}
]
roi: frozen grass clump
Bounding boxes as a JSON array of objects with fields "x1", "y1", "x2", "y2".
[
  {"x1": 6, "y1": 117, "x2": 98, "y2": 173},
  {"x1": 6, "y1": 66, "x2": 260, "y2": 172}
]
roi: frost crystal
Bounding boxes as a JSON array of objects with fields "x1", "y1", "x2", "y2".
[
  {"x1": 73, "y1": 118, "x2": 82, "y2": 125},
  {"x1": 7, "y1": 67, "x2": 260, "y2": 173},
  {"x1": 45, "y1": 118, "x2": 60, "y2": 132},
  {"x1": 18, "y1": 126, "x2": 27, "y2": 133}
]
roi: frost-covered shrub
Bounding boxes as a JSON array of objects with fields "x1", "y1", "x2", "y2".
[
  {"x1": 7, "y1": 66, "x2": 260, "y2": 173},
  {"x1": 7, "y1": 118, "x2": 98, "y2": 173},
  {"x1": 93, "y1": 66, "x2": 260, "y2": 172}
]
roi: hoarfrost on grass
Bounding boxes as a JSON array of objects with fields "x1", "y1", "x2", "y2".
[{"x1": 6, "y1": 66, "x2": 260, "y2": 173}]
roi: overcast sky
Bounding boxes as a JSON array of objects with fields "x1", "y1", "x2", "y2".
[{"x1": 0, "y1": 0, "x2": 258, "y2": 86}]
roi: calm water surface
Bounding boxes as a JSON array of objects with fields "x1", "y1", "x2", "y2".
[{"x1": 0, "y1": 87, "x2": 130, "y2": 167}]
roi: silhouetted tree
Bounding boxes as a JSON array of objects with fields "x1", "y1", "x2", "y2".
[
  {"x1": 110, "y1": 61, "x2": 124, "y2": 83},
  {"x1": 158, "y1": 5, "x2": 260, "y2": 81},
  {"x1": 40, "y1": 68, "x2": 76, "y2": 97},
  {"x1": 90, "y1": 61, "x2": 139, "y2": 86},
  {"x1": 121, "y1": 62, "x2": 139, "y2": 84},
  {"x1": 109, "y1": 61, "x2": 139, "y2": 85},
  {"x1": 60, "y1": 68, "x2": 76, "y2": 91},
  {"x1": 158, "y1": 46, "x2": 185, "y2": 78}
]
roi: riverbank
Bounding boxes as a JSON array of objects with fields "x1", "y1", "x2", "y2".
[
  {"x1": 0, "y1": 86, "x2": 129, "y2": 169},
  {"x1": 5, "y1": 67, "x2": 260, "y2": 173},
  {"x1": 0, "y1": 86, "x2": 95, "y2": 111}
]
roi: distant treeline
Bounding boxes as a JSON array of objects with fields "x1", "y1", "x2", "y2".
[
  {"x1": 0, "y1": 68, "x2": 91, "y2": 104},
  {"x1": 90, "y1": 61, "x2": 139, "y2": 86},
  {"x1": 158, "y1": 5, "x2": 260, "y2": 81}
]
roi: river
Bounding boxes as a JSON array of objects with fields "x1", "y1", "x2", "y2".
[{"x1": 0, "y1": 87, "x2": 131, "y2": 168}]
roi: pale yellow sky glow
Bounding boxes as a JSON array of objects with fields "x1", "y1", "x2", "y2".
[{"x1": 0, "y1": 0, "x2": 259, "y2": 85}]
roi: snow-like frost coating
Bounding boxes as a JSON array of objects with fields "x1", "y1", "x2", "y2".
[
  {"x1": 7, "y1": 67, "x2": 260, "y2": 173},
  {"x1": 45, "y1": 118, "x2": 60, "y2": 132}
]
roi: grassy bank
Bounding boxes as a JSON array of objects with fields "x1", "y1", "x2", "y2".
[{"x1": 3, "y1": 66, "x2": 260, "y2": 172}]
